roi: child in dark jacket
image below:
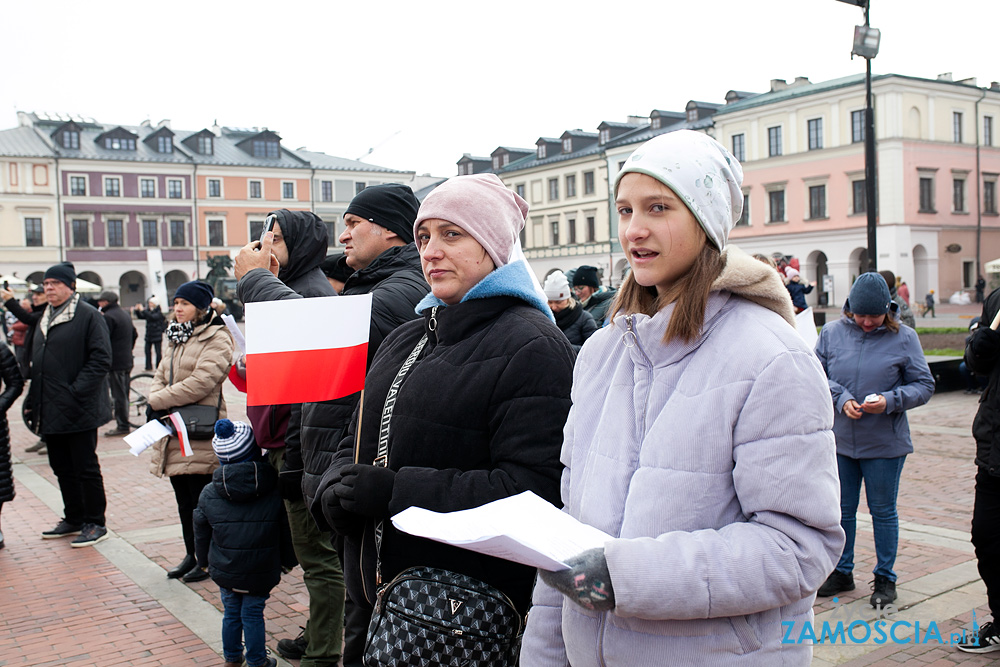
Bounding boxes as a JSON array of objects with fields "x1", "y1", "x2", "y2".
[{"x1": 194, "y1": 419, "x2": 295, "y2": 667}]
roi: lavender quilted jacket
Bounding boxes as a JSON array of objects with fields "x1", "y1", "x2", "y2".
[{"x1": 521, "y1": 248, "x2": 844, "y2": 666}]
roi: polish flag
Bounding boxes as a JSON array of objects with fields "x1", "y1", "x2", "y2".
[{"x1": 244, "y1": 294, "x2": 372, "y2": 406}]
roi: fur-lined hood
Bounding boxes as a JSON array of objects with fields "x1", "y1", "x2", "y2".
[{"x1": 713, "y1": 245, "x2": 795, "y2": 327}]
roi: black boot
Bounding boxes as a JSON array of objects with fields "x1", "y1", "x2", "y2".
[
  {"x1": 167, "y1": 554, "x2": 197, "y2": 579},
  {"x1": 182, "y1": 566, "x2": 210, "y2": 583},
  {"x1": 869, "y1": 575, "x2": 897, "y2": 608}
]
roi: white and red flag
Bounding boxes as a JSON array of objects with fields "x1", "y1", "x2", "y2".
[{"x1": 244, "y1": 294, "x2": 372, "y2": 407}]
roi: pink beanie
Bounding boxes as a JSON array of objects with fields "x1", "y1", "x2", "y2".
[{"x1": 413, "y1": 174, "x2": 529, "y2": 268}]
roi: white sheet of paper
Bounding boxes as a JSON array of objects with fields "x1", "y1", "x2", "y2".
[
  {"x1": 795, "y1": 307, "x2": 819, "y2": 348},
  {"x1": 391, "y1": 491, "x2": 612, "y2": 571},
  {"x1": 124, "y1": 419, "x2": 173, "y2": 456},
  {"x1": 222, "y1": 314, "x2": 246, "y2": 354}
]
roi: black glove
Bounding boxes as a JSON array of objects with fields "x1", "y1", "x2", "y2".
[
  {"x1": 332, "y1": 464, "x2": 397, "y2": 518},
  {"x1": 318, "y1": 470, "x2": 365, "y2": 536},
  {"x1": 539, "y1": 547, "x2": 615, "y2": 612},
  {"x1": 278, "y1": 464, "x2": 304, "y2": 502}
]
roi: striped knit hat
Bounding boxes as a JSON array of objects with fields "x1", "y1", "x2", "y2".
[{"x1": 212, "y1": 419, "x2": 258, "y2": 464}]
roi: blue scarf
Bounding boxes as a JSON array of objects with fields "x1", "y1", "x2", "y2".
[{"x1": 415, "y1": 260, "x2": 553, "y2": 322}]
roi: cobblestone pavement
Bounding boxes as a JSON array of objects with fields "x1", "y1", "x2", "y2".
[{"x1": 1, "y1": 319, "x2": 999, "y2": 665}]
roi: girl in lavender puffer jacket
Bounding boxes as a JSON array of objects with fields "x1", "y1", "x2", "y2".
[{"x1": 520, "y1": 130, "x2": 845, "y2": 666}]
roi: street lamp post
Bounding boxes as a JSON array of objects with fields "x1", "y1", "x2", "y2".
[{"x1": 837, "y1": 0, "x2": 881, "y2": 272}]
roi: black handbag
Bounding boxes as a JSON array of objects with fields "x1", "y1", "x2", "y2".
[
  {"x1": 165, "y1": 349, "x2": 221, "y2": 440},
  {"x1": 362, "y1": 316, "x2": 523, "y2": 666}
]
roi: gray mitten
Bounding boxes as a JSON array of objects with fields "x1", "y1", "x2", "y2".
[{"x1": 539, "y1": 547, "x2": 615, "y2": 611}]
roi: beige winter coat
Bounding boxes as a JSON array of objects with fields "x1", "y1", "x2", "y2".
[{"x1": 148, "y1": 317, "x2": 234, "y2": 478}]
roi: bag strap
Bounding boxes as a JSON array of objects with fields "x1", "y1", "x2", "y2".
[
  {"x1": 167, "y1": 338, "x2": 222, "y2": 411},
  {"x1": 373, "y1": 307, "x2": 435, "y2": 584}
]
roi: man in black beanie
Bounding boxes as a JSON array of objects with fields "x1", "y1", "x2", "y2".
[
  {"x1": 572, "y1": 265, "x2": 617, "y2": 326},
  {"x1": 26, "y1": 262, "x2": 113, "y2": 547}
]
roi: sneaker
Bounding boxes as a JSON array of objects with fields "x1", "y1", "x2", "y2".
[
  {"x1": 25, "y1": 439, "x2": 45, "y2": 452},
  {"x1": 817, "y1": 570, "x2": 855, "y2": 597},
  {"x1": 104, "y1": 427, "x2": 131, "y2": 437},
  {"x1": 41, "y1": 519, "x2": 83, "y2": 539},
  {"x1": 70, "y1": 523, "x2": 109, "y2": 547},
  {"x1": 277, "y1": 627, "x2": 307, "y2": 660},
  {"x1": 958, "y1": 620, "x2": 1000, "y2": 653},
  {"x1": 869, "y1": 575, "x2": 897, "y2": 607},
  {"x1": 247, "y1": 657, "x2": 276, "y2": 667}
]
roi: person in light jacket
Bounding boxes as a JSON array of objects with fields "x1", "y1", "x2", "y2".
[
  {"x1": 520, "y1": 130, "x2": 844, "y2": 667},
  {"x1": 814, "y1": 272, "x2": 934, "y2": 608},
  {"x1": 148, "y1": 280, "x2": 234, "y2": 584}
]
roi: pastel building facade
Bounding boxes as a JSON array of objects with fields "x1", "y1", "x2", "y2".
[{"x1": 0, "y1": 113, "x2": 415, "y2": 308}]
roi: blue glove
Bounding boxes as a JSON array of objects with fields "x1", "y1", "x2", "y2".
[{"x1": 540, "y1": 547, "x2": 615, "y2": 611}]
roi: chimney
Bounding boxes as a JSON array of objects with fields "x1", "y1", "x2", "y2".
[
  {"x1": 627, "y1": 115, "x2": 650, "y2": 125},
  {"x1": 770, "y1": 79, "x2": 789, "y2": 92},
  {"x1": 140, "y1": 119, "x2": 152, "y2": 128},
  {"x1": 157, "y1": 119, "x2": 171, "y2": 128},
  {"x1": 957, "y1": 77, "x2": 978, "y2": 87},
  {"x1": 792, "y1": 76, "x2": 811, "y2": 88},
  {"x1": 937, "y1": 72, "x2": 953, "y2": 82},
  {"x1": 991, "y1": 82, "x2": 1000, "y2": 91}
]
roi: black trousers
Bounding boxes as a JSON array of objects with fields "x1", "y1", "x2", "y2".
[
  {"x1": 973, "y1": 468, "x2": 1000, "y2": 618},
  {"x1": 144, "y1": 339, "x2": 162, "y2": 371},
  {"x1": 108, "y1": 368, "x2": 131, "y2": 429},
  {"x1": 170, "y1": 473, "x2": 213, "y2": 556},
  {"x1": 46, "y1": 429, "x2": 106, "y2": 526}
]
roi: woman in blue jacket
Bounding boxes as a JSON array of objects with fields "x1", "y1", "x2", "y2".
[{"x1": 814, "y1": 272, "x2": 934, "y2": 607}]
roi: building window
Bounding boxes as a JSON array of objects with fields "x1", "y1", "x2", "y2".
[
  {"x1": 954, "y1": 178, "x2": 966, "y2": 212},
  {"x1": 551, "y1": 220, "x2": 560, "y2": 245},
  {"x1": 107, "y1": 219, "x2": 123, "y2": 247},
  {"x1": 70, "y1": 175, "x2": 86, "y2": 196},
  {"x1": 142, "y1": 219, "x2": 158, "y2": 246},
  {"x1": 252, "y1": 140, "x2": 279, "y2": 158},
  {"x1": 502, "y1": 154, "x2": 510, "y2": 167},
  {"x1": 208, "y1": 220, "x2": 225, "y2": 246},
  {"x1": 736, "y1": 193, "x2": 749, "y2": 226},
  {"x1": 537, "y1": 145, "x2": 547, "y2": 159},
  {"x1": 583, "y1": 171, "x2": 595, "y2": 195},
  {"x1": 24, "y1": 218, "x2": 42, "y2": 246},
  {"x1": 355, "y1": 182, "x2": 366, "y2": 195},
  {"x1": 853, "y1": 179, "x2": 867, "y2": 214},
  {"x1": 599, "y1": 129, "x2": 610, "y2": 145},
  {"x1": 140, "y1": 178, "x2": 156, "y2": 198},
  {"x1": 807, "y1": 118, "x2": 823, "y2": 150},
  {"x1": 919, "y1": 176, "x2": 935, "y2": 212},
  {"x1": 985, "y1": 180, "x2": 998, "y2": 215},
  {"x1": 167, "y1": 179, "x2": 183, "y2": 199},
  {"x1": 321, "y1": 180, "x2": 332, "y2": 202},
  {"x1": 767, "y1": 126, "x2": 782, "y2": 157},
  {"x1": 808, "y1": 184, "x2": 827, "y2": 219},
  {"x1": 71, "y1": 219, "x2": 88, "y2": 247},
  {"x1": 325, "y1": 219, "x2": 337, "y2": 242},
  {"x1": 768, "y1": 190, "x2": 785, "y2": 222},
  {"x1": 249, "y1": 220, "x2": 265, "y2": 242},
  {"x1": 62, "y1": 131, "x2": 79, "y2": 149},
  {"x1": 851, "y1": 110, "x2": 865, "y2": 143},
  {"x1": 986, "y1": 117, "x2": 994, "y2": 147},
  {"x1": 568, "y1": 218, "x2": 577, "y2": 244},
  {"x1": 731, "y1": 134, "x2": 745, "y2": 162},
  {"x1": 687, "y1": 108, "x2": 698, "y2": 122},
  {"x1": 652, "y1": 117, "x2": 661, "y2": 130},
  {"x1": 208, "y1": 179, "x2": 221, "y2": 197},
  {"x1": 170, "y1": 220, "x2": 185, "y2": 247},
  {"x1": 586, "y1": 216, "x2": 595, "y2": 242},
  {"x1": 282, "y1": 182, "x2": 295, "y2": 199},
  {"x1": 515, "y1": 183, "x2": 525, "y2": 200},
  {"x1": 548, "y1": 178, "x2": 559, "y2": 201},
  {"x1": 105, "y1": 137, "x2": 136, "y2": 150},
  {"x1": 157, "y1": 135, "x2": 172, "y2": 153},
  {"x1": 198, "y1": 135, "x2": 213, "y2": 155},
  {"x1": 492, "y1": 156, "x2": 500, "y2": 170},
  {"x1": 566, "y1": 174, "x2": 576, "y2": 198},
  {"x1": 954, "y1": 112, "x2": 964, "y2": 143},
  {"x1": 104, "y1": 177, "x2": 121, "y2": 197},
  {"x1": 562, "y1": 138, "x2": 572, "y2": 153},
  {"x1": 249, "y1": 180, "x2": 262, "y2": 199}
]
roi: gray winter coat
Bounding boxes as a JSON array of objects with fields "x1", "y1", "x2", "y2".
[
  {"x1": 521, "y1": 248, "x2": 844, "y2": 667},
  {"x1": 815, "y1": 307, "x2": 934, "y2": 459}
]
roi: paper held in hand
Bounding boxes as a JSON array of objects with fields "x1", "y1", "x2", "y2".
[
  {"x1": 391, "y1": 491, "x2": 612, "y2": 571},
  {"x1": 124, "y1": 419, "x2": 173, "y2": 456}
]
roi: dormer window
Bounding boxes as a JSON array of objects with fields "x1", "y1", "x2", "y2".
[
  {"x1": 502, "y1": 154, "x2": 509, "y2": 166},
  {"x1": 537, "y1": 145, "x2": 547, "y2": 159},
  {"x1": 157, "y1": 135, "x2": 173, "y2": 153},
  {"x1": 652, "y1": 118, "x2": 661, "y2": 129},
  {"x1": 599, "y1": 129, "x2": 610, "y2": 145},
  {"x1": 562, "y1": 138, "x2": 572, "y2": 153},
  {"x1": 63, "y1": 130, "x2": 79, "y2": 149},
  {"x1": 105, "y1": 137, "x2": 136, "y2": 150},
  {"x1": 198, "y1": 135, "x2": 213, "y2": 155},
  {"x1": 687, "y1": 109, "x2": 698, "y2": 122},
  {"x1": 253, "y1": 139, "x2": 279, "y2": 158},
  {"x1": 493, "y1": 156, "x2": 500, "y2": 170}
]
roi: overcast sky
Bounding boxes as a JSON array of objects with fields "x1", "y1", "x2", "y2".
[{"x1": 2, "y1": 1, "x2": 996, "y2": 177}]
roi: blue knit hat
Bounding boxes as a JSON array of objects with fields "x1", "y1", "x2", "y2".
[
  {"x1": 173, "y1": 281, "x2": 214, "y2": 311},
  {"x1": 212, "y1": 419, "x2": 258, "y2": 464},
  {"x1": 847, "y1": 272, "x2": 892, "y2": 316}
]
